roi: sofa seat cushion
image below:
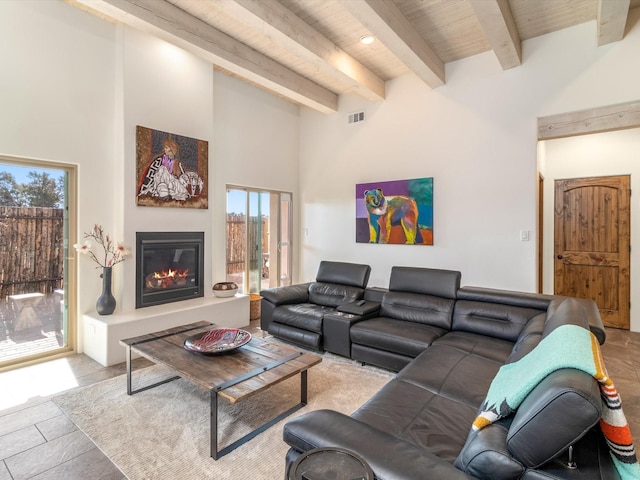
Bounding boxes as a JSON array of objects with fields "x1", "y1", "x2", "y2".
[
  {"x1": 272, "y1": 303, "x2": 334, "y2": 333},
  {"x1": 397, "y1": 343, "x2": 504, "y2": 408},
  {"x1": 352, "y1": 378, "x2": 478, "y2": 463},
  {"x1": 350, "y1": 317, "x2": 447, "y2": 358},
  {"x1": 432, "y1": 331, "x2": 514, "y2": 364}
]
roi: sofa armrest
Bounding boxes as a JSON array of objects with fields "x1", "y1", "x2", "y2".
[
  {"x1": 284, "y1": 410, "x2": 473, "y2": 480},
  {"x1": 260, "y1": 283, "x2": 311, "y2": 306},
  {"x1": 337, "y1": 300, "x2": 380, "y2": 316}
]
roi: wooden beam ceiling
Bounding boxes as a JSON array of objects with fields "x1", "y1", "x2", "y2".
[
  {"x1": 469, "y1": 0, "x2": 522, "y2": 69},
  {"x1": 538, "y1": 100, "x2": 640, "y2": 140},
  {"x1": 66, "y1": 0, "x2": 635, "y2": 114},
  {"x1": 341, "y1": 0, "x2": 445, "y2": 89},
  {"x1": 73, "y1": 0, "x2": 339, "y2": 113},
  {"x1": 597, "y1": 0, "x2": 630, "y2": 46},
  {"x1": 219, "y1": 0, "x2": 385, "y2": 102}
]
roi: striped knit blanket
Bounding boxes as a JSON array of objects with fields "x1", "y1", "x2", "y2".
[{"x1": 473, "y1": 324, "x2": 640, "y2": 479}]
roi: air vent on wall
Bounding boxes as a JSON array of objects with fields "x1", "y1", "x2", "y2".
[{"x1": 348, "y1": 111, "x2": 365, "y2": 125}]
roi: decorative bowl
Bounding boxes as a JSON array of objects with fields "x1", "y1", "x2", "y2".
[
  {"x1": 184, "y1": 328, "x2": 252, "y2": 354},
  {"x1": 212, "y1": 281, "x2": 238, "y2": 297}
]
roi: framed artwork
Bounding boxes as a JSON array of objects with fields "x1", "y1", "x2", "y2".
[
  {"x1": 136, "y1": 126, "x2": 208, "y2": 209},
  {"x1": 356, "y1": 177, "x2": 433, "y2": 245}
]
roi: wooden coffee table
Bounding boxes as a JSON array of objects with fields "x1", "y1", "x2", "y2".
[{"x1": 120, "y1": 321, "x2": 322, "y2": 459}]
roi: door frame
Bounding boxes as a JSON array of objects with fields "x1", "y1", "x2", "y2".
[
  {"x1": 553, "y1": 175, "x2": 630, "y2": 329},
  {"x1": 538, "y1": 101, "x2": 640, "y2": 330},
  {"x1": 225, "y1": 185, "x2": 293, "y2": 294},
  {"x1": 0, "y1": 154, "x2": 77, "y2": 372}
]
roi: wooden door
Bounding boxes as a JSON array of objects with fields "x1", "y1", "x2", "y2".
[{"x1": 554, "y1": 175, "x2": 630, "y2": 329}]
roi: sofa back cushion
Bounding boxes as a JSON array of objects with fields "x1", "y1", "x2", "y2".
[
  {"x1": 308, "y1": 282, "x2": 365, "y2": 307},
  {"x1": 379, "y1": 267, "x2": 460, "y2": 329},
  {"x1": 505, "y1": 313, "x2": 546, "y2": 364},
  {"x1": 388, "y1": 266, "x2": 461, "y2": 298},
  {"x1": 452, "y1": 300, "x2": 546, "y2": 343},
  {"x1": 457, "y1": 286, "x2": 554, "y2": 310},
  {"x1": 380, "y1": 291, "x2": 456, "y2": 329},
  {"x1": 315, "y1": 261, "x2": 371, "y2": 288}
]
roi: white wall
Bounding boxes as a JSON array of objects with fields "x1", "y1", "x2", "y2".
[
  {"x1": 0, "y1": 0, "x2": 300, "y2": 351},
  {"x1": 211, "y1": 73, "x2": 300, "y2": 291},
  {"x1": 0, "y1": 0, "x2": 117, "y2": 333},
  {"x1": 118, "y1": 27, "x2": 215, "y2": 312},
  {"x1": 539, "y1": 129, "x2": 640, "y2": 331},
  {"x1": 298, "y1": 13, "x2": 640, "y2": 312},
  {"x1": 117, "y1": 28, "x2": 299, "y2": 311}
]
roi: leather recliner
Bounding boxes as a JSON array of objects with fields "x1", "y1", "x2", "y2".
[
  {"x1": 260, "y1": 261, "x2": 371, "y2": 350},
  {"x1": 350, "y1": 266, "x2": 462, "y2": 371}
]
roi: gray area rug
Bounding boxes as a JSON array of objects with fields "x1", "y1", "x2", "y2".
[{"x1": 53, "y1": 354, "x2": 392, "y2": 479}]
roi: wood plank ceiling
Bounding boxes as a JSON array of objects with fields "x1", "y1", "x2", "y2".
[{"x1": 66, "y1": 0, "x2": 638, "y2": 114}]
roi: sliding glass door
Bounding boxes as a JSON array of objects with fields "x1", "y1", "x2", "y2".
[
  {"x1": 226, "y1": 187, "x2": 292, "y2": 294},
  {"x1": 0, "y1": 158, "x2": 76, "y2": 369}
]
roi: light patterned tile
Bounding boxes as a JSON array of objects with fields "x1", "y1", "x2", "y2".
[
  {"x1": 4, "y1": 430, "x2": 94, "y2": 480},
  {"x1": 29, "y1": 448, "x2": 126, "y2": 480},
  {"x1": 0, "y1": 461, "x2": 11, "y2": 480},
  {"x1": 0, "y1": 401, "x2": 62, "y2": 437},
  {"x1": 36, "y1": 414, "x2": 77, "y2": 441},
  {"x1": 0, "y1": 425, "x2": 45, "y2": 460}
]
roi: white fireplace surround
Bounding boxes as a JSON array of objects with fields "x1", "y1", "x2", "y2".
[{"x1": 83, "y1": 294, "x2": 249, "y2": 366}]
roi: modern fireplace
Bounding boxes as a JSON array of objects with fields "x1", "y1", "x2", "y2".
[{"x1": 136, "y1": 231, "x2": 204, "y2": 308}]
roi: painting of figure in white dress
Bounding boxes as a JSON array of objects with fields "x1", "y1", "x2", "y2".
[{"x1": 136, "y1": 126, "x2": 208, "y2": 209}]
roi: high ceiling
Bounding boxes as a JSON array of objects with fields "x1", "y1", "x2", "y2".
[{"x1": 67, "y1": 0, "x2": 638, "y2": 113}]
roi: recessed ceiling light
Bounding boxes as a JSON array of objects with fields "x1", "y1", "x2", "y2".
[{"x1": 359, "y1": 34, "x2": 375, "y2": 45}]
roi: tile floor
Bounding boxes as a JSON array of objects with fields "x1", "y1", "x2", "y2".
[
  {"x1": 0, "y1": 327, "x2": 639, "y2": 479},
  {"x1": 0, "y1": 354, "x2": 152, "y2": 480}
]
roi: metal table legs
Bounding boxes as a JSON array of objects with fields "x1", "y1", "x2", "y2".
[{"x1": 211, "y1": 370, "x2": 308, "y2": 460}]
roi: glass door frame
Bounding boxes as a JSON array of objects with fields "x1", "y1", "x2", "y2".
[
  {"x1": 226, "y1": 185, "x2": 293, "y2": 294},
  {"x1": 0, "y1": 155, "x2": 77, "y2": 371}
]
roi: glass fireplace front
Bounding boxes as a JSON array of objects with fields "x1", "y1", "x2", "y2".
[{"x1": 136, "y1": 231, "x2": 204, "y2": 308}]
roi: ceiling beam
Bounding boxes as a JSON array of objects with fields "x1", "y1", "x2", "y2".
[
  {"x1": 72, "y1": 0, "x2": 338, "y2": 113},
  {"x1": 538, "y1": 100, "x2": 640, "y2": 140},
  {"x1": 342, "y1": 0, "x2": 445, "y2": 89},
  {"x1": 597, "y1": 0, "x2": 630, "y2": 46},
  {"x1": 221, "y1": 0, "x2": 385, "y2": 102},
  {"x1": 469, "y1": 0, "x2": 521, "y2": 70}
]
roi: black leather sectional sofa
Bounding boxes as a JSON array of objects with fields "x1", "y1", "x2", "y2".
[{"x1": 260, "y1": 262, "x2": 622, "y2": 480}]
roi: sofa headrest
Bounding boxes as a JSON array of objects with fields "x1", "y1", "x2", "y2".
[
  {"x1": 546, "y1": 297, "x2": 606, "y2": 345},
  {"x1": 389, "y1": 266, "x2": 461, "y2": 299},
  {"x1": 457, "y1": 286, "x2": 555, "y2": 311},
  {"x1": 315, "y1": 261, "x2": 371, "y2": 288},
  {"x1": 542, "y1": 298, "x2": 590, "y2": 339}
]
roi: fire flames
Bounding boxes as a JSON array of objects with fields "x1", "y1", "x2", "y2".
[{"x1": 145, "y1": 268, "x2": 189, "y2": 289}]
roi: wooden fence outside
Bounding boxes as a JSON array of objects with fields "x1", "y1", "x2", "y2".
[
  {"x1": 226, "y1": 214, "x2": 270, "y2": 276},
  {"x1": 0, "y1": 206, "x2": 64, "y2": 300},
  {"x1": 0, "y1": 209, "x2": 269, "y2": 300}
]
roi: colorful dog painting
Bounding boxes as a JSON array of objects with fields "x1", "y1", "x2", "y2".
[{"x1": 356, "y1": 178, "x2": 433, "y2": 245}]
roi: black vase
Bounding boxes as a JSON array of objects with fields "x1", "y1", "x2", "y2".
[{"x1": 96, "y1": 266, "x2": 116, "y2": 315}]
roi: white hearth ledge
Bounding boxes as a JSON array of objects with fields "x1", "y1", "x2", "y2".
[{"x1": 82, "y1": 294, "x2": 250, "y2": 366}]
